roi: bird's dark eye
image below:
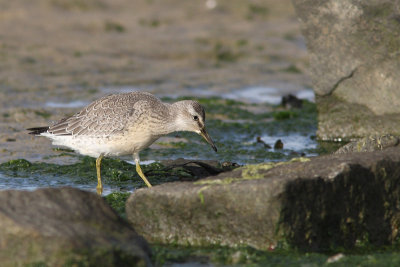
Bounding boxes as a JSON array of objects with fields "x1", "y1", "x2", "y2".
[{"x1": 193, "y1": 115, "x2": 199, "y2": 121}]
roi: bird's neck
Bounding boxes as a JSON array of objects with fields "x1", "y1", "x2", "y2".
[
  {"x1": 165, "y1": 102, "x2": 188, "y2": 133},
  {"x1": 151, "y1": 102, "x2": 182, "y2": 136}
]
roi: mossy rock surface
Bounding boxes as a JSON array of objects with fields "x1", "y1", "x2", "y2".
[
  {"x1": 0, "y1": 187, "x2": 151, "y2": 266},
  {"x1": 335, "y1": 134, "x2": 400, "y2": 154},
  {"x1": 127, "y1": 147, "x2": 400, "y2": 251}
]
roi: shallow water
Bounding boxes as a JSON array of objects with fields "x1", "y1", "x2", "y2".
[
  {"x1": 0, "y1": 132, "x2": 320, "y2": 196},
  {"x1": 259, "y1": 133, "x2": 316, "y2": 152},
  {"x1": 45, "y1": 100, "x2": 89, "y2": 109},
  {"x1": 162, "y1": 86, "x2": 314, "y2": 105},
  {"x1": 223, "y1": 87, "x2": 314, "y2": 104},
  {"x1": 139, "y1": 132, "x2": 318, "y2": 166},
  {"x1": 44, "y1": 86, "x2": 314, "y2": 109},
  {"x1": 0, "y1": 168, "x2": 135, "y2": 195}
]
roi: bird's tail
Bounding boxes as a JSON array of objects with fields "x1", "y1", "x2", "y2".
[{"x1": 27, "y1": 126, "x2": 49, "y2": 135}]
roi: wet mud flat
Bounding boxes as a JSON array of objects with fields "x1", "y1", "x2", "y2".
[{"x1": 0, "y1": 0, "x2": 310, "y2": 164}]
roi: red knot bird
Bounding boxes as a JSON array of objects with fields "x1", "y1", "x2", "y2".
[{"x1": 27, "y1": 92, "x2": 217, "y2": 195}]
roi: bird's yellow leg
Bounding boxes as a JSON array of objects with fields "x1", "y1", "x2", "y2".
[
  {"x1": 96, "y1": 154, "x2": 104, "y2": 195},
  {"x1": 134, "y1": 153, "x2": 152, "y2": 188}
]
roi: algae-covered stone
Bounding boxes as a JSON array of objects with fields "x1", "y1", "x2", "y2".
[
  {"x1": 335, "y1": 135, "x2": 400, "y2": 154},
  {"x1": 0, "y1": 187, "x2": 151, "y2": 266},
  {"x1": 126, "y1": 147, "x2": 400, "y2": 251},
  {"x1": 292, "y1": 0, "x2": 400, "y2": 140}
]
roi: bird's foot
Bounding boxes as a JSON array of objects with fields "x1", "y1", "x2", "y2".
[{"x1": 96, "y1": 184, "x2": 103, "y2": 195}]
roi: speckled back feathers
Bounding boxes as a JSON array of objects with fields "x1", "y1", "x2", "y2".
[{"x1": 48, "y1": 92, "x2": 168, "y2": 137}]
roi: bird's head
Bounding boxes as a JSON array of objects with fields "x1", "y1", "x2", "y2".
[{"x1": 173, "y1": 100, "x2": 217, "y2": 152}]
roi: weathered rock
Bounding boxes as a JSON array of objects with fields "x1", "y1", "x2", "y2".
[
  {"x1": 292, "y1": 0, "x2": 400, "y2": 140},
  {"x1": 0, "y1": 187, "x2": 151, "y2": 266},
  {"x1": 127, "y1": 147, "x2": 400, "y2": 251},
  {"x1": 335, "y1": 134, "x2": 400, "y2": 154}
]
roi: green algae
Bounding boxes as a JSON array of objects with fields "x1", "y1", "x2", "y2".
[
  {"x1": 236, "y1": 39, "x2": 248, "y2": 47},
  {"x1": 197, "y1": 186, "x2": 208, "y2": 204},
  {"x1": 151, "y1": 244, "x2": 400, "y2": 266},
  {"x1": 155, "y1": 141, "x2": 188, "y2": 149},
  {"x1": 50, "y1": 0, "x2": 106, "y2": 11},
  {"x1": 241, "y1": 157, "x2": 310, "y2": 179},
  {"x1": 194, "y1": 163, "x2": 279, "y2": 187},
  {"x1": 282, "y1": 64, "x2": 302, "y2": 74},
  {"x1": 104, "y1": 21, "x2": 125, "y2": 33},
  {"x1": 313, "y1": 140, "x2": 347, "y2": 155},
  {"x1": 273, "y1": 110, "x2": 298, "y2": 120},
  {"x1": 34, "y1": 110, "x2": 52, "y2": 119},
  {"x1": 22, "y1": 242, "x2": 400, "y2": 266},
  {"x1": 26, "y1": 262, "x2": 47, "y2": 267},
  {"x1": 52, "y1": 147, "x2": 74, "y2": 153},
  {"x1": 103, "y1": 192, "x2": 130, "y2": 219},
  {"x1": 214, "y1": 42, "x2": 240, "y2": 64},
  {"x1": 0, "y1": 157, "x2": 195, "y2": 188},
  {"x1": 195, "y1": 158, "x2": 311, "y2": 187}
]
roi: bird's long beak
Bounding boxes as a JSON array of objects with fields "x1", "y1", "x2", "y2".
[{"x1": 200, "y1": 127, "x2": 217, "y2": 152}]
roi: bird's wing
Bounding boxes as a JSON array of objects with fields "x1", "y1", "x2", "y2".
[{"x1": 48, "y1": 93, "x2": 152, "y2": 136}]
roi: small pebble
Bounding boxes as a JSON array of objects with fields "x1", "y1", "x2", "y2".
[
  {"x1": 281, "y1": 94, "x2": 303, "y2": 109},
  {"x1": 274, "y1": 139, "x2": 284, "y2": 149}
]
